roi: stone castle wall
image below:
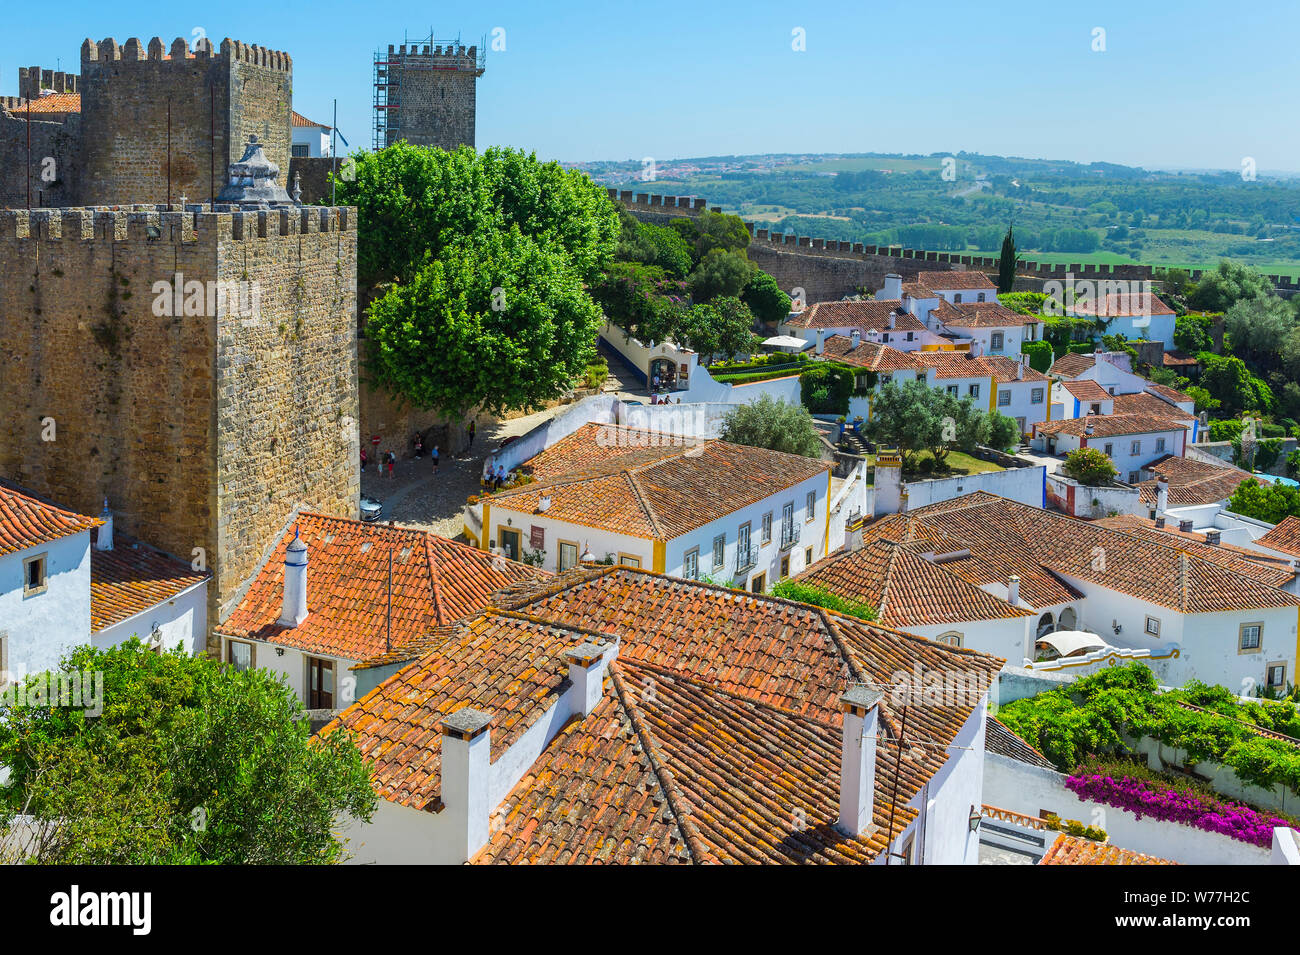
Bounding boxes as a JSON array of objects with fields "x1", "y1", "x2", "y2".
[
  {"x1": 381, "y1": 44, "x2": 479, "y2": 151},
  {"x1": 0, "y1": 113, "x2": 80, "y2": 208},
  {"x1": 0, "y1": 205, "x2": 359, "y2": 646},
  {"x1": 1, "y1": 37, "x2": 292, "y2": 209},
  {"x1": 611, "y1": 188, "x2": 1300, "y2": 300}
]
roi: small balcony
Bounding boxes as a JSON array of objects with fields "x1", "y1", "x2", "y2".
[
  {"x1": 779, "y1": 522, "x2": 801, "y2": 550},
  {"x1": 735, "y1": 542, "x2": 759, "y2": 575}
]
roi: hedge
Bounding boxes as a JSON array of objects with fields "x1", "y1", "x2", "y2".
[
  {"x1": 1020, "y1": 340, "x2": 1054, "y2": 373},
  {"x1": 712, "y1": 367, "x2": 805, "y2": 385}
]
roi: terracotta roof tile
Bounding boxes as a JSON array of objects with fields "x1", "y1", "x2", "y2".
[
  {"x1": 820, "y1": 335, "x2": 921, "y2": 372},
  {"x1": 1144, "y1": 382, "x2": 1193, "y2": 403},
  {"x1": 215, "y1": 512, "x2": 545, "y2": 660},
  {"x1": 1112, "y1": 392, "x2": 1194, "y2": 421},
  {"x1": 1040, "y1": 832, "x2": 1176, "y2": 865},
  {"x1": 6, "y1": 92, "x2": 80, "y2": 115},
  {"x1": 0, "y1": 484, "x2": 100, "y2": 558},
  {"x1": 787, "y1": 300, "x2": 925, "y2": 332},
  {"x1": 1066, "y1": 292, "x2": 1175, "y2": 318},
  {"x1": 1048, "y1": 352, "x2": 1098, "y2": 379},
  {"x1": 915, "y1": 270, "x2": 997, "y2": 291},
  {"x1": 940, "y1": 301, "x2": 1039, "y2": 328},
  {"x1": 1137, "y1": 455, "x2": 1253, "y2": 508},
  {"x1": 796, "y1": 539, "x2": 1031, "y2": 628},
  {"x1": 1162, "y1": 350, "x2": 1200, "y2": 367},
  {"x1": 1091, "y1": 515, "x2": 1295, "y2": 588},
  {"x1": 291, "y1": 110, "x2": 329, "y2": 128},
  {"x1": 491, "y1": 424, "x2": 828, "y2": 541},
  {"x1": 986, "y1": 716, "x2": 1055, "y2": 768},
  {"x1": 89, "y1": 527, "x2": 209, "y2": 632},
  {"x1": 1061, "y1": 379, "x2": 1112, "y2": 403},
  {"x1": 1034, "y1": 411, "x2": 1188, "y2": 439},
  {"x1": 1258, "y1": 517, "x2": 1300, "y2": 558}
]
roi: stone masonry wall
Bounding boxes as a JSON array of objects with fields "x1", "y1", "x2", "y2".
[
  {"x1": 382, "y1": 44, "x2": 480, "y2": 151},
  {"x1": 76, "y1": 37, "x2": 290, "y2": 207},
  {"x1": 0, "y1": 205, "x2": 359, "y2": 647},
  {"x1": 0, "y1": 112, "x2": 80, "y2": 208}
]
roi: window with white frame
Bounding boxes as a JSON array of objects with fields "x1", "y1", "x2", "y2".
[
  {"x1": 935, "y1": 632, "x2": 963, "y2": 647},
  {"x1": 227, "y1": 640, "x2": 254, "y2": 672},
  {"x1": 998, "y1": 390, "x2": 1011, "y2": 407},
  {"x1": 683, "y1": 548, "x2": 699, "y2": 580},
  {"x1": 1104, "y1": 443, "x2": 1114, "y2": 457},
  {"x1": 969, "y1": 383, "x2": 980, "y2": 399},
  {"x1": 805, "y1": 490, "x2": 816, "y2": 522},
  {"x1": 1131, "y1": 440, "x2": 1141, "y2": 455},
  {"x1": 712, "y1": 534, "x2": 725, "y2": 569},
  {"x1": 946, "y1": 385, "x2": 958, "y2": 397},
  {"x1": 990, "y1": 332, "x2": 1004, "y2": 351},
  {"x1": 1145, "y1": 616, "x2": 1161, "y2": 636},
  {"x1": 1267, "y1": 663, "x2": 1286, "y2": 689},
  {"x1": 1240, "y1": 623, "x2": 1263, "y2": 652},
  {"x1": 1156, "y1": 437, "x2": 1166, "y2": 453},
  {"x1": 761, "y1": 511, "x2": 772, "y2": 543},
  {"x1": 1031, "y1": 387, "x2": 1044, "y2": 404}
]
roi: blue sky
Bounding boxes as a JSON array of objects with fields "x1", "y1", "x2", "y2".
[{"x1": 3, "y1": 0, "x2": 1295, "y2": 171}]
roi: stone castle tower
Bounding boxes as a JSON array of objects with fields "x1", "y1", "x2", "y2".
[
  {"x1": 0, "y1": 203, "x2": 360, "y2": 647},
  {"x1": 374, "y1": 41, "x2": 484, "y2": 151},
  {"x1": 0, "y1": 36, "x2": 293, "y2": 208}
]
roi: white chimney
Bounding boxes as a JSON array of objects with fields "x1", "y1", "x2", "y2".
[
  {"x1": 439, "y1": 707, "x2": 493, "y2": 862},
  {"x1": 882, "y1": 273, "x2": 902, "y2": 300},
  {"x1": 1084, "y1": 414, "x2": 1095, "y2": 436},
  {"x1": 1016, "y1": 360, "x2": 1025, "y2": 381},
  {"x1": 538, "y1": 494, "x2": 552, "y2": 513},
  {"x1": 816, "y1": 328, "x2": 825, "y2": 355},
  {"x1": 1007, "y1": 574, "x2": 1021, "y2": 606},
  {"x1": 1156, "y1": 477, "x2": 1169, "y2": 516},
  {"x1": 887, "y1": 311, "x2": 896, "y2": 330},
  {"x1": 277, "y1": 527, "x2": 309, "y2": 627},
  {"x1": 837, "y1": 686, "x2": 882, "y2": 837},
  {"x1": 565, "y1": 641, "x2": 614, "y2": 717},
  {"x1": 969, "y1": 339, "x2": 982, "y2": 357},
  {"x1": 850, "y1": 328, "x2": 861, "y2": 349},
  {"x1": 95, "y1": 498, "x2": 114, "y2": 551}
]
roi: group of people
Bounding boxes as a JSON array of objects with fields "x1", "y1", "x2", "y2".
[
  {"x1": 358, "y1": 419, "x2": 478, "y2": 483},
  {"x1": 648, "y1": 393, "x2": 681, "y2": 405},
  {"x1": 360, "y1": 447, "x2": 399, "y2": 478},
  {"x1": 483, "y1": 465, "x2": 511, "y2": 490}
]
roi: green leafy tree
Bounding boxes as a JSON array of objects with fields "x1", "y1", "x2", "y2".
[
  {"x1": 800, "y1": 362, "x2": 856, "y2": 415},
  {"x1": 996, "y1": 224, "x2": 1018, "y2": 294},
  {"x1": 1199, "y1": 353, "x2": 1272, "y2": 416},
  {"x1": 688, "y1": 248, "x2": 753, "y2": 302},
  {"x1": 720, "y1": 394, "x2": 822, "y2": 457},
  {"x1": 741, "y1": 269, "x2": 792, "y2": 325},
  {"x1": 691, "y1": 209, "x2": 753, "y2": 260},
  {"x1": 1188, "y1": 261, "x2": 1275, "y2": 313},
  {"x1": 678, "y1": 296, "x2": 756, "y2": 360},
  {"x1": 333, "y1": 143, "x2": 619, "y2": 414},
  {"x1": 1062, "y1": 447, "x2": 1119, "y2": 486},
  {"x1": 1224, "y1": 295, "x2": 1295, "y2": 371},
  {"x1": 865, "y1": 379, "x2": 1005, "y2": 467},
  {"x1": 1174, "y1": 311, "x2": 1217, "y2": 353},
  {"x1": 0, "y1": 640, "x2": 376, "y2": 864},
  {"x1": 1227, "y1": 479, "x2": 1300, "y2": 523}
]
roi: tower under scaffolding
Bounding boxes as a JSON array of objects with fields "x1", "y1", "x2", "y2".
[{"x1": 373, "y1": 31, "x2": 486, "y2": 152}]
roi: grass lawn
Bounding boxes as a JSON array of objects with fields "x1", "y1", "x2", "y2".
[{"x1": 905, "y1": 450, "x2": 1005, "y2": 476}]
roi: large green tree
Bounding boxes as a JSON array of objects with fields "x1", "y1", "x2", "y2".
[
  {"x1": 720, "y1": 394, "x2": 822, "y2": 457},
  {"x1": 866, "y1": 379, "x2": 1017, "y2": 467},
  {"x1": 1188, "y1": 261, "x2": 1275, "y2": 313},
  {"x1": 0, "y1": 640, "x2": 375, "y2": 864},
  {"x1": 741, "y1": 269, "x2": 793, "y2": 325},
  {"x1": 334, "y1": 143, "x2": 620, "y2": 415}
]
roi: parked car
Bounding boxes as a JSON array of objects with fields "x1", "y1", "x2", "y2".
[{"x1": 359, "y1": 496, "x2": 383, "y2": 522}]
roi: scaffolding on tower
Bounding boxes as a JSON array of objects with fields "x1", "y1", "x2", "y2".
[{"x1": 373, "y1": 31, "x2": 487, "y2": 151}]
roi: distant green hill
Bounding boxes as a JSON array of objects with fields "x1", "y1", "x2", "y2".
[{"x1": 570, "y1": 152, "x2": 1300, "y2": 280}]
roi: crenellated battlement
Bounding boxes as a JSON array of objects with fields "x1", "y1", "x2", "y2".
[
  {"x1": 612, "y1": 187, "x2": 1300, "y2": 293},
  {"x1": 0, "y1": 205, "x2": 354, "y2": 244},
  {"x1": 80, "y1": 36, "x2": 292, "y2": 72}
]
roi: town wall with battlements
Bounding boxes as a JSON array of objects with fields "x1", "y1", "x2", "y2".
[{"x1": 0, "y1": 204, "x2": 359, "y2": 647}]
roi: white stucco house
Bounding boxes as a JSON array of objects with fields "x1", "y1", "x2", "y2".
[
  {"x1": 290, "y1": 110, "x2": 332, "y2": 157},
  {"x1": 477, "y1": 423, "x2": 833, "y2": 592},
  {"x1": 841, "y1": 491, "x2": 1300, "y2": 690},
  {"x1": 1065, "y1": 291, "x2": 1177, "y2": 350},
  {"x1": 323, "y1": 563, "x2": 1003, "y2": 864},
  {"x1": 214, "y1": 512, "x2": 544, "y2": 710},
  {"x1": 1032, "y1": 412, "x2": 1190, "y2": 484},
  {"x1": 0, "y1": 484, "x2": 209, "y2": 681},
  {"x1": 781, "y1": 298, "x2": 943, "y2": 352}
]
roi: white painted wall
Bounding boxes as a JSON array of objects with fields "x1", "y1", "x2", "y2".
[
  {"x1": 663, "y1": 468, "x2": 831, "y2": 588},
  {"x1": 485, "y1": 505, "x2": 651, "y2": 572},
  {"x1": 917, "y1": 703, "x2": 986, "y2": 865},
  {"x1": 892, "y1": 465, "x2": 1047, "y2": 514},
  {"x1": 93, "y1": 579, "x2": 208, "y2": 656},
  {"x1": 0, "y1": 532, "x2": 92, "y2": 679},
  {"x1": 995, "y1": 379, "x2": 1051, "y2": 434},
  {"x1": 1039, "y1": 426, "x2": 1186, "y2": 484},
  {"x1": 904, "y1": 617, "x2": 1033, "y2": 669},
  {"x1": 983, "y1": 751, "x2": 1268, "y2": 864},
  {"x1": 223, "y1": 636, "x2": 359, "y2": 708}
]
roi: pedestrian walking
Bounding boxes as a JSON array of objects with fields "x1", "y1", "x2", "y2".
[
  {"x1": 466, "y1": 419, "x2": 476, "y2": 452},
  {"x1": 431, "y1": 444, "x2": 440, "y2": 476},
  {"x1": 385, "y1": 450, "x2": 395, "y2": 479}
]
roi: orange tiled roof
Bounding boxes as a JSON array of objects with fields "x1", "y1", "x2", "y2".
[
  {"x1": 1112, "y1": 391, "x2": 1194, "y2": 422},
  {"x1": 215, "y1": 512, "x2": 545, "y2": 660},
  {"x1": 940, "y1": 301, "x2": 1039, "y2": 328},
  {"x1": 6, "y1": 92, "x2": 80, "y2": 115},
  {"x1": 910, "y1": 351, "x2": 998, "y2": 381},
  {"x1": 291, "y1": 110, "x2": 329, "y2": 128},
  {"x1": 491, "y1": 424, "x2": 829, "y2": 540},
  {"x1": 1137, "y1": 455, "x2": 1253, "y2": 508},
  {"x1": 820, "y1": 335, "x2": 921, "y2": 372},
  {"x1": 1090, "y1": 515, "x2": 1296, "y2": 588},
  {"x1": 1060, "y1": 379, "x2": 1112, "y2": 403},
  {"x1": 1048, "y1": 352, "x2": 1097, "y2": 379},
  {"x1": 787, "y1": 300, "x2": 925, "y2": 332},
  {"x1": 916, "y1": 270, "x2": 996, "y2": 291},
  {"x1": 89, "y1": 527, "x2": 209, "y2": 632},
  {"x1": 986, "y1": 716, "x2": 1054, "y2": 768},
  {"x1": 1257, "y1": 516, "x2": 1300, "y2": 558},
  {"x1": 0, "y1": 484, "x2": 100, "y2": 558},
  {"x1": 1144, "y1": 382, "x2": 1193, "y2": 404},
  {"x1": 795, "y1": 538, "x2": 1032, "y2": 628},
  {"x1": 1034, "y1": 411, "x2": 1188, "y2": 439},
  {"x1": 1163, "y1": 349, "x2": 1200, "y2": 367},
  {"x1": 1040, "y1": 833, "x2": 1176, "y2": 865},
  {"x1": 898, "y1": 492, "x2": 1300, "y2": 614},
  {"x1": 331, "y1": 564, "x2": 1001, "y2": 863},
  {"x1": 1066, "y1": 292, "x2": 1175, "y2": 318}
]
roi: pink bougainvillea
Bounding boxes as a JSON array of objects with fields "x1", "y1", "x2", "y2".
[{"x1": 1065, "y1": 771, "x2": 1291, "y2": 848}]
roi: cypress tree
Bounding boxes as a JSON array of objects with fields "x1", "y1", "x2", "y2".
[{"x1": 997, "y1": 224, "x2": 1018, "y2": 294}]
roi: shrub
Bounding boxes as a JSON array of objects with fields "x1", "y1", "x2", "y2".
[
  {"x1": 1020, "y1": 340, "x2": 1054, "y2": 373},
  {"x1": 771, "y1": 579, "x2": 877, "y2": 621},
  {"x1": 1062, "y1": 447, "x2": 1118, "y2": 486}
]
